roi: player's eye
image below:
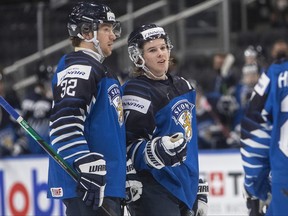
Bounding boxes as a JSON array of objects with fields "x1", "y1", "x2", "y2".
[
  {"x1": 160, "y1": 45, "x2": 168, "y2": 51},
  {"x1": 148, "y1": 48, "x2": 157, "y2": 52}
]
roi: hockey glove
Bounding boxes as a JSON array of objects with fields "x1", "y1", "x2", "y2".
[
  {"x1": 125, "y1": 158, "x2": 143, "y2": 204},
  {"x1": 144, "y1": 132, "x2": 187, "y2": 169},
  {"x1": 73, "y1": 152, "x2": 106, "y2": 210},
  {"x1": 12, "y1": 137, "x2": 29, "y2": 156},
  {"x1": 243, "y1": 185, "x2": 271, "y2": 216},
  {"x1": 192, "y1": 179, "x2": 209, "y2": 216}
]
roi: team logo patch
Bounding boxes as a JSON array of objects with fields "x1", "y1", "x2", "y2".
[
  {"x1": 171, "y1": 99, "x2": 194, "y2": 141},
  {"x1": 70, "y1": 24, "x2": 77, "y2": 31},
  {"x1": 108, "y1": 84, "x2": 124, "y2": 126},
  {"x1": 107, "y1": 12, "x2": 115, "y2": 21},
  {"x1": 50, "y1": 187, "x2": 63, "y2": 197}
]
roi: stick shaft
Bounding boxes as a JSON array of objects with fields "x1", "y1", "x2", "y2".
[
  {"x1": 0, "y1": 96, "x2": 113, "y2": 216},
  {"x1": 0, "y1": 96, "x2": 78, "y2": 181}
]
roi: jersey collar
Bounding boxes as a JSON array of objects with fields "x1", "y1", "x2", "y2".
[{"x1": 74, "y1": 47, "x2": 104, "y2": 63}]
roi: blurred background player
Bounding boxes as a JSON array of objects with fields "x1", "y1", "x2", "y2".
[
  {"x1": 239, "y1": 63, "x2": 261, "y2": 110},
  {"x1": 194, "y1": 82, "x2": 231, "y2": 150},
  {"x1": 204, "y1": 52, "x2": 242, "y2": 148},
  {"x1": 269, "y1": 39, "x2": 288, "y2": 63},
  {"x1": 240, "y1": 36, "x2": 288, "y2": 216},
  {"x1": 21, "y1": 63, "x2": 53, "y2": 154},
  {"x1": 0, "y1": 71, "x2": 28, "y2": 157}
]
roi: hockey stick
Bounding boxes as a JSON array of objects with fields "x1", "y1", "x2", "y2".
[
  {"x1": 0, "y1": 96, "x2": 78, "y2": 181},
  {"x1": 0, "y1": 96, "x2": 113, "y2": 216}
]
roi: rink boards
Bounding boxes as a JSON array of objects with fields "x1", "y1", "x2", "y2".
[{"x1": 0, "y1": 149, "x2": 247, "y2": 216}]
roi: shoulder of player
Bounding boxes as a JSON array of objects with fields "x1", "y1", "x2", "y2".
[
  {"x1": 170, "y1": 75, "x2": 195, "y2": 91},
  {"x1": 266, "y1": 58, "x2": 288, "y2": 73},
  {"x1": 65, "y1": 52, "x2": 105, "y2": 71},
  {"x1": 122, "y1": 77, "x2": 154, "y2": 102},
  {"x1": 123, "y1": 76, "x2": 153, "y2": 91},
  {"x1": 60, "y1": 52, "x2": 109, "y2": 81}
]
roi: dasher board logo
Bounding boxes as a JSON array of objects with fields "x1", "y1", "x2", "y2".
[
  {"x1": 108, "y1": 84, "x2": 124, "y2": 126},
  {"x1": 172, "y1": 99, "x2": 194, "y2": 141}
]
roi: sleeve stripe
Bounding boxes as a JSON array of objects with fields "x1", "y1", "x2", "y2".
[
  {"x1": 49, "y1": 115, "x2": 84, "y2": 126},
  {"x1": 63, "y1": 150, "x2": 90, "y2": 160},
  {"x1": 50, "y1": 123, "x2": 84, "y2": 136},
  {"x1": 242, "y1": 160, "x2": 263, "y2": 168},
  {"x1": 51, "y1": 131, "x2": 83, "y2": 145},
  {"x1": 244, "y1": 182, "x2": 254, "y2": 187},
  {"x1": 57, "y1": 140, "x2": 87, "y2": 154},
  {"x1": 251, "y1": 129, "x2": 271, "y2": 138},
  {"x1": 181, "y1": 77, "x2": 192, "y2": 90},
  {"x1": 87, "y1": 96, "x2": 96, "y2": 114},
  {"x1": 131, "y1": 139, "x2": 145, "y2": 162},
  {"x1": 240, "y1": 148, "x2": 266, "y2": 158},
  {"x1": 240, "y1": 138, "x2": 269, "y2": 149}
]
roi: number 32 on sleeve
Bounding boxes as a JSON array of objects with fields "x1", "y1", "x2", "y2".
[{"x1": 61, "y1": 79, "x2": 78, "y2": 97}]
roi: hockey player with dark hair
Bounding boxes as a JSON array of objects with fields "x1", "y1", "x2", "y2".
[
  {"x1": 122, "y1": 24, "x2": 208, "y2": 216},
  {"x1": 240, "y1": 42, "x2": 288, "y2": 215},
  {"x1": 46, "y1": 2, "x2": 126, "y2": 216},
  {"x1": 0, "y1": 72, "x2": 29, "y2": 157}
]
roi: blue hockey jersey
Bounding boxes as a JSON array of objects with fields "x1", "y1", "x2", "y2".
[
  {"x1": 122, "y1": 75, "x2": 199, "y2": 209},
  {"x1": 47, "y1": 48, "x2": 126, "y2": 199},
  {"x1": 240, "y1": 58, "x2": 288, "y2": 214}
]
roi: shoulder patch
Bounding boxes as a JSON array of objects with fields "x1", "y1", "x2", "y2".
[
  {"x1": 122, "y1": 95, "x2": 151, "y2": 114},
  {"x1": 57, "y1": 65, "x2": 91, "y2": 86},
  {"x1": 171, "y1": 99, "x2": 195, "y2": 141}
]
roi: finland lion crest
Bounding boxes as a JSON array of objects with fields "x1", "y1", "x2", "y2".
[
  {"x1": 108, "y1": 84, "x2": 124, "y2": 126},
  {"x1": 171, "y1": 99, "x2": 194, "y2": 141}
]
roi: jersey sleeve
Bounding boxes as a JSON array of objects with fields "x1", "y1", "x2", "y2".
[
  {"x1": 122, "y1": 80, "x2": 155, "y2": 171},
  {"x1": 240, "y1": 71, "x2": 272, "y2": 200},
  {"x1": 49, "y1": 58, "x2": 97, "y2": 166}
]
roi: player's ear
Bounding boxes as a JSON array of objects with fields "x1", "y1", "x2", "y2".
[{"x1": 79, "y1": 23, "x2": 93, "y2": 40}]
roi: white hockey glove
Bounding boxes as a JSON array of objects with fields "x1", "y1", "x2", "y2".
[
  {"x1": 73, "y1": 152, "x2": 106, "y2": 210},
  {"x1": 243, "y1": 186, "x2": 271, "y2": 216},
  {"x1": 144, "y1": 132, "x2": 187, "y2": 169},
  {"x1": 192, "y1": 179, "x2": 209, "y2": 216},
  {"x1": 220, "y1": 53, "x2": 235, "y2": 78},
  {"x1": 12, "y1": 137, "x2": 29, "y2": 156},
  {"x1": 125, "y1": 158, "x2": 143, "y2": 203}
]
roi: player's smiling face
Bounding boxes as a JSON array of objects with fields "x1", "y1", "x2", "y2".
[{"x1": 142, "y1": 38, "x2": 170, "y2": 77}]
